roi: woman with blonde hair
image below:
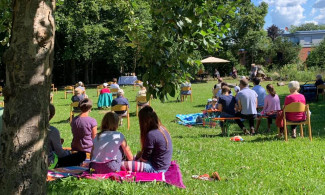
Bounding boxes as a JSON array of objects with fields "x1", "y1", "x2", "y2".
[
  {"x1": 284, "y1": 81, "x2": 306, "y2": 138},
  {"x1": 90, "y1": 112, "x2": 133, "y2": 173}
]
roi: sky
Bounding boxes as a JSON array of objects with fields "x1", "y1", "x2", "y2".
[{"x1": 252, "y1": 0, "x2": 325, "y2": 29}]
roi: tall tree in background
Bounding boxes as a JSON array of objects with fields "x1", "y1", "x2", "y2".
[
  {"x1": 128, "y1": 0, "x2": 240, "y2": 100},
  {"x1": 267, "y1": 24, "x2": 282, "y2": 41},
  {"x1": 289, "y1": 23, "x2": 325, "y2": 33},
  {"x1": 306, "y1": 39, "x2": 325, "y2": 68},
  {"x1": 0, "y1": 0, "x2": 55, "y2": 193}
]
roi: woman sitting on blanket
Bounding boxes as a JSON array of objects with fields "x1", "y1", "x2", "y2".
[
  {"x1": 71, "y1": 98, "x2": 97, "y2": 154},
  {"x1": 255, "y1": 84, "x2": 281, "y2": 133},
  {"x1": 90, "y1": 112, "x2": 133, "y2": 173},
  {"x1": 122, "y1": 106, "x2": 173, "y2": 173},
  {"x1": 217, "y1": 86, "x2": 244, "y2": 135}
]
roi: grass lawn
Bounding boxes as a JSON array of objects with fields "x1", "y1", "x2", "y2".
[{"x1": 47, "y1": 79, "x2": 325, "y2": 194}]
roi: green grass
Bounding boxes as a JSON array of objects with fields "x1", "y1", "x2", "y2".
[{"x1": 48, "y1": 79, "x2": 325, "y2": 194}]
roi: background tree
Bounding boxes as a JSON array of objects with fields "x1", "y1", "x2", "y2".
[
  {"x1": 127, "y1": 0, "x2": 240, "y2": 100},
  {"x1": 306, "y1": 39, "x2": 325, "y2": 68},
  {"x1": 271, "y1": 37, "x2": 301, "y2": 67},
  {"x1": 0, "y1": 0, "x2": 11, "y2": 79},
  {"x1": 0, "y1": 0, "x2": 55, "y2": 194},
  {"x1": 289, "y1": 23, "x2": 325, "y2": 33},
  {"x1": 267, "y1": 24, "x2": 283, "y2": 41}
]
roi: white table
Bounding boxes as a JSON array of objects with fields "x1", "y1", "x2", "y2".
[{"x1": 118, "y1": 76, "x2": 138, "y2": 85}]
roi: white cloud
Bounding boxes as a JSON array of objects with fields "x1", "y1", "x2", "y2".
[
  {"x1": 263, "y1": 0, "x2": 306, "y2": 28},
  {"x1": 313, "y1": 0, "x2": 325, "y2": 8},
  {"x1": 314, "y1": 8, "x2": 325, "y2": 24},
  {"x1": 304, "y1": 20, "x2": 319, "y2": 24}
]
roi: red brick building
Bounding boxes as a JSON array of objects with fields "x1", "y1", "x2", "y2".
[{"x1": 282, "y1": 30, "x2": 325, "y2": 62}]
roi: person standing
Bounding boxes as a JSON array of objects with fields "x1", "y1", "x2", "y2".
[
  {"x1": 250, "y1": 64, "x2": 258, "y2": 80},
  {"x1": 213, "y1": 68, "x2": 220, "y2": 80}
]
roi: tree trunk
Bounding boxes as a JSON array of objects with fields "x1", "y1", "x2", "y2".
[
  {"x1": 84, "y1": 62, "x2": 89, "y2": 84},
  {"x1": 71, "y1": 59, "x2": 76, "y2": 84},
  {"x1": 0, "y1": 0, "x2": 55, "y2": 194}
]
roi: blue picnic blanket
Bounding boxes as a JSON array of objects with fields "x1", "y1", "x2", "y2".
[{"x1": 176, "y1": 113, "x2": 204, "y2": 126}]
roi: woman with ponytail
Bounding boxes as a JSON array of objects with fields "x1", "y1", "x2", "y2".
[{"x1": 256, "y1": 84, "x2": 281, "y2": 132}]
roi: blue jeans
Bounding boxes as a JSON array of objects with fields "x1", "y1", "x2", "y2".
[{"x1": 143, "y1": 162, "x2": 167, "y2": 173}]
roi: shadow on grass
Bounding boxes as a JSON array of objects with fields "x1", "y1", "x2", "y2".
[
  {"x1": 193, "y1": 104, "x2": 206, "y2": 108},
  {"x1": 199, "y1": 133, "x2": 223, "y2": 138},
  {"x1": 248, "y1": 136, "x2": 282, "y2": 143},
  {"x1": 52, "y1": 119, "x2": 69, "y2": 124}
]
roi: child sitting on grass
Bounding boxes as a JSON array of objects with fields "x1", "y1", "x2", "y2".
[{"x1": 90, "y1": 112, "x2": 133, "y2": 173}]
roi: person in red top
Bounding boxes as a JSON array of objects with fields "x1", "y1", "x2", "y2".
[
  {"x1": 100, "y1": 83, "x2": 110, "y2": 94},
  {"x1": 284, "y1": 81, "x2": 306, "y2": 138},
  {"x1": 97, "y1": 83, "x2": 113, "y2": 109}
]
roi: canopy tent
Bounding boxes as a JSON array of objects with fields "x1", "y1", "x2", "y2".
[{"x1": 201, "y1": 56, "x2": 229, "y2": 63}]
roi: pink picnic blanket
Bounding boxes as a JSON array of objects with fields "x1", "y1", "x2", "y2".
[{"x1": 48, "y1": 161, "x2": 186, "y2": 188}]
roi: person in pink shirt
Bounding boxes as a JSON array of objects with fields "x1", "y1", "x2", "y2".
[
  {"x1": 256, "y1": 84, "x2": 281, "y2": 132},
  {"x1": 284, "y1": 81, "x2": 306, "y2": 138}
]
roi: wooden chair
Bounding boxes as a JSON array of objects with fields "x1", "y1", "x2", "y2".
[
  {"x1": 136, "y1": 96, "x2": 151, "y2": 116},
  {"x1": 111, "y1": 88, "x2": 119, "y2": 98},
  {"x1": 133, "y1": 80, "x2": 142, "y2": 90},
  {"x1": 181, "y1": 87, "x2": 192, "y2": 102},
  {"x1": 283, "y1": 102, "x2": 312, "y2": 141},
  {"x1": 64, "y1": 86, "x2": 74, "y2": 99},
  {"x1": 111, "y1": 105, "x2": 130, "y2": 130},
  {"x1": 317, "y1": 84, "x2": 325, "y2": 100},
  {"x1": 97, "y1": 85, "x2": 104, "y2": 97},
  {"x1": 0, "y1": 101, "x2": 4, "y2": 107},
  {"x1": 70, "y1": 102, "x2": 80, "y2": 122},
  {"x1": 0, "y1": 86, "x2": 3, "y2": 96},
  {"x1": 51, "y1": 84, "x2": 58, "y2": 94}
]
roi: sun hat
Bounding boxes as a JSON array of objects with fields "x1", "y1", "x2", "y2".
[
  {"x1": 207, "y1": 99, "x2": 212, "y2": 102},
  {"x1": 103, "y1": 83, "x2": 108, "y2": 87},
  {"x1": 234, "y1": 86, "x2": 240, "y2": 92}
]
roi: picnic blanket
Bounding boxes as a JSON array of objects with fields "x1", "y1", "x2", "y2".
[
  {"x1": 47, "y1": 161, "x2": 186, "y2": 189},
  {"x1": 176, "y1": 113, "x2": 203, "y2": 126}
]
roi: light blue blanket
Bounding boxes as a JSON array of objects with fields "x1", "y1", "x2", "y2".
[{"x1": 176, "y1": 113, "x2": 204, "y2": 126}]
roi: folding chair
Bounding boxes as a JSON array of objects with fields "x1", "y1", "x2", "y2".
[
  {"x1": 317, "y1": 84, "x2": 325, "y2": 100},
  {"x1": 50, "y1": 93, "x2": 54, "y2": 103},
  {"x1": 180, "y1": 87, "x2": 192, "y2": 102},
  {"x1": 133, "y1": 80, "x2": 142, "y2": 91},
  {"x1": 136, "y1": 96, "x2": 150, "y2": 116},
  {"x1": 51, "y1": 84, "x2": 58, "y2": 94},
  {"x1": 64, "y1": 86, "x2": 74, "y2": 99},
  {"x1": 97, "y1": 85, "x2": 104, "y2": 97},
  {"x1": 283, "y1": 102, "x2": 312, "y2": 141},
  {"x1": 111, "y1": 88, "x2": 119, "y2": 98},
  {"x1": 111, "y1": 105, "x2": 130, "y2": 130},
  {"x1": 70, "y1": 102, "x2": 80, "y2": 122}
]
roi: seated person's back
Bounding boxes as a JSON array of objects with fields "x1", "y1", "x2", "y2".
[
  {"x1": 111, "y1": 89, "x2": 129, "y2": 115},
  {"x1": 252, "y1": 78, "x2": 266, "y2": 108},
  {"x1": 181, "y1": 81, "x2": 191, "y2": 95},
  {"x1": 110, "y1": 78, "x2": 120, "y2": 89},
  {"x1": 71, "y1": 88, "x2": 85, "y2": 112}
]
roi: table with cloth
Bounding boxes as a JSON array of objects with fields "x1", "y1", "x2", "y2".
[
  {"x1": 97, "y1": 93, "x2": 113, "y2": 108},
  {"x1": 118, "y1": 76, "x2": 138, "y2": 85}
]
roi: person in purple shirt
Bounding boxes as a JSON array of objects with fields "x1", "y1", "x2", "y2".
[
  {"x1": 71, "y1": 98, "x2": 98, "y2": 153},
  {"x1": 255, "y1": 84, "x2": 281, "y2": 133},
  {"x1": 236, "y1": 78, "x2": 258, "y2": 135}
]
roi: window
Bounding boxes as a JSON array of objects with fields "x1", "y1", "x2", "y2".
[{"x1": 304, "y1": 36, "x2": 312, "y2": 44}]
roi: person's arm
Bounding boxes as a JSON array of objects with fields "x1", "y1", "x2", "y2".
[
  {"x1": 121, "y1": 139, "x2": 133, "y2": 161},
  {"x1": 237, "y1": 99, "x2": 242, "y2": 112},
  {"x1": 50, "y1": 127, "x2": 70, "y2": 158},
  {"x1": 256, "y1": 98, "x2": 258, "y2": 108},
  {"x1": 90, "y1": 146, "x2": 94, "y2": 160},
  {"x1": 91, "y1": 126, "x2": 97, "y2": 139},
  {"x1": 139, "y1": 133, "x2": 154, "y2": 162},
  {"x1": 217, "y1": 103, "x2": 223, "y2": 112}
]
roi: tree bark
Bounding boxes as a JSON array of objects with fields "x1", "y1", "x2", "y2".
[{"x1": 0, "y1": 0, "x2": 55, "y2": 194}]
